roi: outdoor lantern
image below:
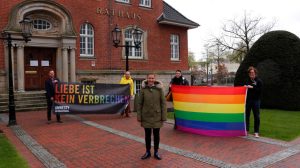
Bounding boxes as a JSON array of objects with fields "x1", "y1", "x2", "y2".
[
  {"x1": 133, "y1": 28, "x2": 143, "y2": 47},
  {"x1": 112, "y1": 25, "x2": 122, "y2": 47},
  {"x1": 19, "y1": 17, "x2": 33, "y2": 42},
  {"x1": 0, "y1": 17, "x2": 33, "y2": 126},
  {"x1": 111, "y1": 24, "x2": 143, "y2": 71}
]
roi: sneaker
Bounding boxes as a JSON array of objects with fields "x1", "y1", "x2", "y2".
[{"x1": 254, "y1": 133, "x2": 259, "y2": 138}]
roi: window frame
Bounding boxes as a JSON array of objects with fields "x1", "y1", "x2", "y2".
[
  {"x1": 80, "y1": 23, "x2": 95, "y2": 58},
  {"x1": 32, "y1": 19, "x2": 52, "y2": 31},
  {"x1": 139, "y1": 0, "x2": 151, "y2": 8},
  {"x1": 170, "y1": 34, "x2": 180, "y2": 61},
  {"x1": 115, "y1": 0, "x2": 130, "y2": 4},
  {"x1": 124, "y1": 28, "x2": 144, "y2": 59},
  {"x1": 134, "y1": 79, "x2": 145, "y2": 94}
]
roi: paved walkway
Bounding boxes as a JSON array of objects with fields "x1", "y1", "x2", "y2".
[{"x1": 0, "y1": 111, "x2": 300, "y2": 168}]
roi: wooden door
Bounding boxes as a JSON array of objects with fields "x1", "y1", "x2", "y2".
[{"x1": 24, "y1": 48, "x2": 56, "y2": 90}]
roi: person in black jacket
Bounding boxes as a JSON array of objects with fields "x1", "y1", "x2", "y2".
[
  {"x1": 45, "y1": 70, "x2": 62, "y2": 124},
  {"x1": 170, "y1": 70, "x2": 189, "y2": 87},
  {"x1": 169, "y1": 70, "x2": 189, "y2": 129},
  {"x1": 244, "y1": 66, "x2": 263, "y2": 138},
  {"x1": 168, "y1": 70, "x2": 189, "y2": 98}
]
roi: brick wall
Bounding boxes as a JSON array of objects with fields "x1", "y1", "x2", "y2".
[{"x1": 0, "y1": 0, "x2": 191, "y2": 90}]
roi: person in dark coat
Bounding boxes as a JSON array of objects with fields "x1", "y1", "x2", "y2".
[
  {"x1": 137, "y1": 73, "x2": 167, "y2": 160},
  {"x1": 244, "y1": 66, "x2": 263, "y2": 138},
  {"x1": 169, "y1": 69, "x2": 189, "y2": 87},
  {"x1": 168, "y1": 69, "x2": 189, "y2": 100},
  {"x1": 45, "y1": 70, "x2": 62, "y2": 124},
  {"x1": 169, "y1": 70, "x2": 189, "y2": 128}
]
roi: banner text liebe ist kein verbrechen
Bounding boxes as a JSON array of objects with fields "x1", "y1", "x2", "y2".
[{"x1": 54, "y1": 83, "x2": 130, "y2": 105}]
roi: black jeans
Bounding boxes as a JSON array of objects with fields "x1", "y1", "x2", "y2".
[
  {"x1": 47, "y1": 99, "x2": 60, "y2": 121},
  {"x1": 245, "y1": 100, "x2": 260, "y2": 133},
  {"x1": 144, "y1": 128, "x2": 160, "y2": 152}
]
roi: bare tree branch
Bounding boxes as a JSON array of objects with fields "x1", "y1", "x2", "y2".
[{"x1": 213, "y1": 11, "x2": 276, "y2": 62}]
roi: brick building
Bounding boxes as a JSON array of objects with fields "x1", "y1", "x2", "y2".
[{"x1": 0, "y1": 0, "x2": 199, "y2": 94}]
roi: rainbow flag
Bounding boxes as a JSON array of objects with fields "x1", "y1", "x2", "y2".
[{"x1": 172, "y1": 86, "x2": 247, "y2": 137}]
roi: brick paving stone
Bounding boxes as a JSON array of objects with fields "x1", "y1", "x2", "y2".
[
  {"x1": 5, "y1": 111, "x2": 213, "y2": 168},
  {"x1": 79, "y1": 113, "x2": 285, "y2": 165},
  {"x1": 1, "y1": 111, "x2": 300, "y2": 168},
  {"x1": 267, "y1": 153, "x2": 300, "y2": 168}
]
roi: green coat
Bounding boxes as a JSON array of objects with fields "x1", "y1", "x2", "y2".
[{"x1": 137, "y1": 80, "x2": 167, "y2": 128}]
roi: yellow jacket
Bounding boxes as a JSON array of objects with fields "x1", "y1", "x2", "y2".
[{"x1": 120, "y1": 76, "x2": 134, "y2": 96}]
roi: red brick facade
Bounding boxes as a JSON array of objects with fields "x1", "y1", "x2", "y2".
[{"x1": 0, "y1": 0, "x2": 197, "y2": 92}]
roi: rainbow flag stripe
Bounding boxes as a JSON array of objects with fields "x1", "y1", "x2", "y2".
[{"x1": 172, "y1": 86, "x2": 247, "y2": 137}]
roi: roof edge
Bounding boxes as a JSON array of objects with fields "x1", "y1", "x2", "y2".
[{"x1": 158, "y1": 1, "x2": 199, "y2": 29}]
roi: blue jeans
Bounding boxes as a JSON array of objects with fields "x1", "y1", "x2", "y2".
[{"x1": 245, "y1": 100, "x2": 260, "y2": 133}]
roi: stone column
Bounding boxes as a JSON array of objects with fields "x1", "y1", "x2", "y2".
[
  {"x1": 62, "y1": 48, "x2": 68, "y2": 82},
  {"x1": 16, "y1": 45, "x2": 25, "y2": 91},
  {"x1": 4, "y1": 45, "x2": 9, "y2": 89},
  {"x1": 56, "y1": 48, "x2": 62, "y2": 80},
  {"x1": 70, "y1": 48, "x2": 76, "y2": 82}
]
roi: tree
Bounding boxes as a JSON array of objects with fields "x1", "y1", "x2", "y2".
[
  {"x1": 203, "y1": 43, "x2": 227, "y2": 84},
  {"x1": 188, "y1": 49, "x2": 212, "y2": 85},
  {"x1": 235, "y1": 30, "x2": 300, "y2": 110},
  {"x1": 188, "y1": 51, "x2": 198, "y2": 71},
  {"x1": 214, "y1": 11, "x2": 275, "y2": 62},
  {"x1": 227, "y1": 42, "x2": 247, "y2": 63},
  {"x1": 215, "y1": 63, "x2": 228, "y2": 85}
]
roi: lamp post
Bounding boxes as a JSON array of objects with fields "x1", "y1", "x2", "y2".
[
  {"x1": 112, "y1": 25, "x2": 143, "y2": 71},
  {"x1": 0, "y1": 18, "x2": 32, "y2": 126},
  {"x1": 206, "y1": 49, "x2": 209, "y2": 86},
  {"x1": 210, "y1": 63, "x2": 213, "y2": 86}
]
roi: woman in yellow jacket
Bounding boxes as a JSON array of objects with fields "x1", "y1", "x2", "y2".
[{"x1": 119, "y1": 71, "x2": 134, "y2": 117}]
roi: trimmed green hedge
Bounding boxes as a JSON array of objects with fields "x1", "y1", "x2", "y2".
[{"x1": 235, "y1": 31, "x2": 300, "y2": 110}]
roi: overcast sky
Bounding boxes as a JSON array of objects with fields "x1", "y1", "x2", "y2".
[{"x1": 163, "y1": 0, "x2": 300, "y2": 60}]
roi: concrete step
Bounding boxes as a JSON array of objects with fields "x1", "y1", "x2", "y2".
[
  {"x1": 15, "y1": 106, "x2": 46, "y2": 112},
  {"x1": 0, "y1": 105, "x2": 47, "y2": 113},
  {"x1": 0, "y1": 91, "x2": 47, "y2": 113}
]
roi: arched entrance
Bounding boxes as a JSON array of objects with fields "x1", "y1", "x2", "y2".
[{"x1": 3, "y1": 0, "x2": 77, "y2": 91}]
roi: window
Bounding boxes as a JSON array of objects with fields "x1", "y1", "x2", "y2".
[
  {"x1": 139, "y1": 0, "x2": 151, "y2": 7},
  {"x1": 134, "y1": 79, "x2": 144, "y2": 94},
  {"x1": 33, "y1": 19, "x2": 51, "y2": 30},
  {"x1": 116, "y1": 0, "x2": 130, "y2": 3},
  {"x1": 80, "y1": 23, "x2": 94, "y2": 57},
  {"x1": 124, "y1": 28, "x2": 143, "y2": 59},
  {"x1": 170, "y1": 34, "x2": 179, "y2": 60}
]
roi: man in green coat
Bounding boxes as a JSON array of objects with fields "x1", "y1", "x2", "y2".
[{"x1": 137, "y1": 73, "x2": 167, "y2": 160}]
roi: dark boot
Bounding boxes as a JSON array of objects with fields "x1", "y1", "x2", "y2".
[
  {"x1": 141, "y1": 151, "x2": 151, "y2": 160},
  {"x1": 154, "y1": 150, "x2": 162, "y2": 160}
]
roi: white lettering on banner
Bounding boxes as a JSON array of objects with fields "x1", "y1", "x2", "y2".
[{"x1": 55, "y1": 106, "x2": 70, "y2": 113}]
